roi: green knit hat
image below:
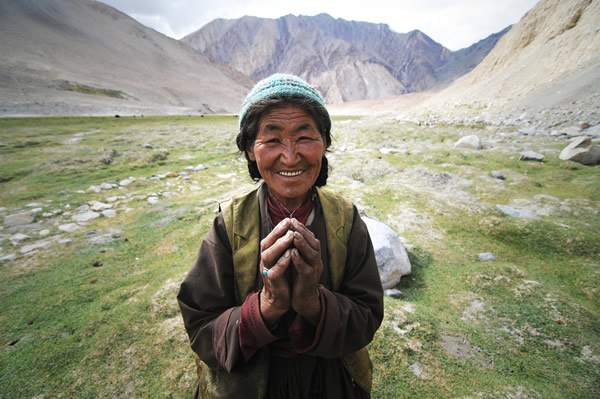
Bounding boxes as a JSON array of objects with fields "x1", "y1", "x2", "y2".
[{"x1": 239, "y1": 73, "x2": 327, "y2": 129}]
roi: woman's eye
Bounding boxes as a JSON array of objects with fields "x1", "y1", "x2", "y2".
[{"x1": 266, "y1": 139, "x2": 280, "y2": 144}]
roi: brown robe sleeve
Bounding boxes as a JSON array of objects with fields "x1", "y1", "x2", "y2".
[{"x1": 177, "y1": 213, "x2": 245, "y2": 372}]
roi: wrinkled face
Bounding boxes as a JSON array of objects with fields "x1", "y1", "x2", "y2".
[{"x1": 247, "y1": 106, "x2": 326, "y2": 210}]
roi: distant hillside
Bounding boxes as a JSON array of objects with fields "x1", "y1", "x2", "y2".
[
  {"x1": 183, "y1": 14, "x2": 507, "y2": 103},
  {"x1": 425, "y1": 0, "x2": 600, "y2": 114},
  {"x1": 0, "y1": 0, "x2": 253, "y2": 116}
]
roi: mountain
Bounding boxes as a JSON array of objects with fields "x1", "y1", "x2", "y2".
[
  {"x1": 422, "y1": 0, "x2": 600, "y2": 116},
  {"x1": 183, "y1": 14, "x2": 506, "y2": 103},
  {"x1": 0, "y1": 0, "x2": 254, "y2": 116}
]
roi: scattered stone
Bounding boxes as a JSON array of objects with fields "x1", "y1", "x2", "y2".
[
  {"x1": 100, "y1": 182, "x2": 113, "y2": 190},
  {"x1": 4, "y1": 212, "x2": 35, "y2": 226},
  {"x1": 91, "y1": 202, "x2": 112, "y2": 211},
  {"x1": 559, "y1": 137, "x2": 600, "y2": 165},
  {"x1": 72, "y1": 211, "x2": 100, "y2": 222},
  {"x1": 39, "y1": 229, "x2": 50, "y2": 237},
  {"x1": 92, "y1": 260, "x2": 103, "y2": 267},
  {"x1": 519, "y1": 151, "x2": 544, "y2": 162},
  {"x1": 0, "y1": 254, "x2": 17, "y2": 262},
  {"x1": 59, "y1": 223, "x2": 80, "y2": 233},
  {"x1": 518, "y1": 128, "x2": 536, "y2": 135},
  {"x1": 19, "y1": 240, "x2": 51, "y2": 254},
  {"x1": 184, "y1": 166, "x2": 195, "y2": 172},
  {"x1": 496, "y1": 204, "x2": 536, "y2": 219},
  {"x1": 77, "y1": 204, "x2": 90, "y2": 212},
  {"x1": 195, "y1": 164, "x2": 207, "y2": 171},
  {"x1": 162, "y1": 192, "x2": 176, "y2": 197},
  {"x1": 384, "y1": 288, "x2": 403, "y2": 298},
  {"x1": 150, "y1": 176, "x2": 161, "y2": 181},
  {"x1": 58, "y1": 239, "x2": 73, "y2": 245},
  {"x1": 379, "y1": 148, "x2": 405, "y2": 154},
  {"x1": 102, "y1": 209, "x2": 117, "y2": 218},
  {"x1": 585, "y1": 125, "x2": 600, "y2": 137},
  {"x1": 148, "y1": 196, "x2": 159, "y2": 204},
  {"x1": 361, "y1": 215, "x2": 411, "y2": 289},
  {"x1": 563, "y1": 126, "x2": 584, "y2": 137},
  {"x1": 479, "y1": 253, "x2": 496, "y2": 262},
  {"x1": 119, "y1": 178, "x2": 133, "y2": 186},
  {"x1": 86, "y1": 185, "x2": 101, "y2": 193},
  {"x1": 454, "y1": 135, "x2": 482, "y2": 150},
  {"x1": 25, "y1": 202, "x2": 42, "y2": 208},
  {"x1": 409, "y1": 362, "x2": 427, "y2": 379},
  {"x1": 178, "y1": 171, "x2": 189, "y2": 177},
  {"x1": 42, "y1": 212, "x2": 53, "y2": 218},
  {"x1": 10, "y1": 233, "x2": 31, "y2": 245},
  {"x1": 491, "y1": 171, "x2": 505, "y2": 180}
]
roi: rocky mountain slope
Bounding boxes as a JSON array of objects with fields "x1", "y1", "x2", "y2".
[
  {"x1": 420, "y1": 0, "x2": 600, "y2": 123},
  {"x1": 0, "y1": 0, "x2": 253, "y2": 116},
  {"x1": 331, "y1": 0, "x2": 600, "y2": 128},
  {"x1": 183, "y1": 13, "x2": 505, "y2": 103}
]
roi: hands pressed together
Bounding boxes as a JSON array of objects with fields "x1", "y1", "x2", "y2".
[{"x1": 259, "y1": 218, "x2": 323, "y2": 327}]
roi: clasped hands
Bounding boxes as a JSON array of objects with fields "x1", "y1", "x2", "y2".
[{"x1": 259, "y1": 218, "x2": 323, "y2": 327}]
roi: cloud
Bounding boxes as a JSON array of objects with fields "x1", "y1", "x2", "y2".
[{"x1": 100, "y1": 0, "x2": 539, "y2": 50}]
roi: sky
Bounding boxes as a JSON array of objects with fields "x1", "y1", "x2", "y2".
[{"x1": 99, "y1": 0, "x2": 540, "y2": 51}]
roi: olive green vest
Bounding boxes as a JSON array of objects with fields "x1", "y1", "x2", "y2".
[{"x1": 195, "y1": 184, "x2": 373, "y2": 398}]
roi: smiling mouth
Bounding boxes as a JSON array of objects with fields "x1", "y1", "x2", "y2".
[{"x1": 278, "y1": 170, "x2": 304, "y2": 177}]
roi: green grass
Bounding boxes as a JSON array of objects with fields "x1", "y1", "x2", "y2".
[
  {"x1": 58, "y1": 81, "x2": 127, "y2": 99},
  {"x1": 1, "y1": 115, "x2": 599, "y2": 398}
]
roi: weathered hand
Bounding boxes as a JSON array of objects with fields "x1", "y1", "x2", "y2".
[
  {"x1": 259, "y1": 218, "x2": 294, "y2": 327},
  {"x1": 289, "y1": 218, "x2": 323, "y2": 325}
]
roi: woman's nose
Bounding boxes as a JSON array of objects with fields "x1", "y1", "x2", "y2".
[{"x1": 280, "y1": 141, "x2": 299, "y2": 164}]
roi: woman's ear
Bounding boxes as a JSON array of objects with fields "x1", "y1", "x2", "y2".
[{"x1": 246, "y1": 145, "x2": 256, "y2": 161}]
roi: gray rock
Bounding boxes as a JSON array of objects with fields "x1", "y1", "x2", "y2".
[
  {"x1": 559, "y1": 137, "x2": 600, "y2": 165},
  {"x1": 86, "y1": 185, "x2": 102, "y2": 193},
  {"x1": 585, "y1": 125, "x2": 600, "y2": 137},
  {"x1": 119, "y1": 178, "x2": 133, "y2": 186},
  {"x1": 361, "y1": 215, "x2": 411, "y2": 289},
  {"x1": 178, "y1": 171, "x2": 189, "y2": 177},
  {"x1": 519, "y1": 151, "x2": 544, "y2": 162},
  {"x1": 479, "y1": 253, "x2": 496, "y2": 262},
  {"x1": 384, "y1": 288, "x2": 404, "y2": 298},
  {"x1": 195, "y1": 164, "x2": 207, "y2": 171},
  {"x1": 91, "y1": 202, "x2": 112, "y2": 211},
  {"x1": 19, "y1": 240, "x2": 51, "y2": 253},
  {"x1": 58, "y1": 239, "x2": 73, "y2": 245},
  {"x1": 491, "y1": 171, "x2": 505, "y2": 180},
  {"x1": 59, "y1": 223, "x2": 81, "y2": 233},
  {"x1": 4, "y1": 212, "x2": 35, "y2": 227},
  {"x1": 102, "y1": 209, "x2": 117, "y2": 218},
  {"x1": 10, "y1": 233, "x2": 31, "y2": 245},
  {"x1": 72, "y1": 211, "x2": 100, "y2": 222},
  {"x1": 39, "y1": 229, "x2": 50, "y2": 237},
  {"x1": 0, "y1": 254, "x2": 17, "y2": 262},
  {"x1": 100, "y1": 182, "x2": 113, "y2": 190},
  {"x1": 162, "y1": 192, "x2": 176, "y2": 198},
  {"x1": 454, "y1": 135, "x2": 482, "y2": 150},
  {"x1": 496, "y1": 204, "x2": 536, "y2": 219},
  {"x1": 518, "y1": 128, "x2": 536, "y2": 135}
]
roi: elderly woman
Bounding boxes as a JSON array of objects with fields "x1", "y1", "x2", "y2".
[{"x1": 178, "y1": 74, "x2": 383, "y2": 398}]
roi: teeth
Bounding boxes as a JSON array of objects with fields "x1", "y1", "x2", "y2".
[{"x1": 279, "y1": 170, "x2": 303, "y2": 177}]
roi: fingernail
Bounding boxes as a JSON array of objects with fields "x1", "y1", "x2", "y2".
[
  {"x1": 293, "y1": 249, "x2": 299, "y2": 257},
  {"x1": 284, "y1": 249, "x2": 291, "y2": 258},
  {"x1": 286, "y1": 230, "x2": 293, "y2": 238},
  {"x1": 294, "y1": 231, "x2": 301, "y2": 239}
]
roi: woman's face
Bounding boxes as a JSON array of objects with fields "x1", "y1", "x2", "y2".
[{"x1": 247, "y1": 106, "x2": 325, "y2": 210}]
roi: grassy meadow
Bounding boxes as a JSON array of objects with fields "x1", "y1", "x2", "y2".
[{"x1": 0, "y1": 115, "x2": 598, "y2": 398}]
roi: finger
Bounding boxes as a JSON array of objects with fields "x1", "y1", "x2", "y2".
[
  {"x1": 292, "y1": 230, "x2": 321, "y2": 265},
  {"x1": 263, "y1": 249, "x2": 291, "y2": 280},
  {"x1": 260, "y1": 218, "x2": 291, "y2": 252},
  {"x1": 261, "y1": 230, "x2": 294, "y2": 267},
  {"x1": 290, "y1": 218, "x2": 320, "y2": 251}
]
